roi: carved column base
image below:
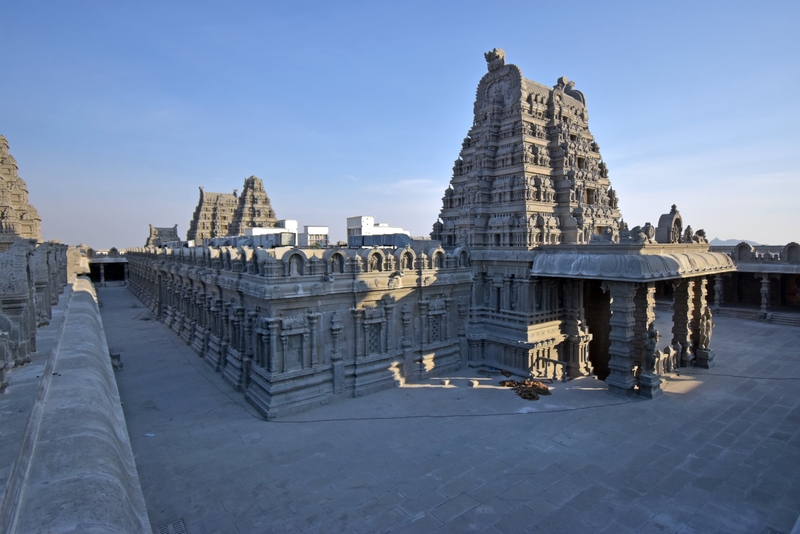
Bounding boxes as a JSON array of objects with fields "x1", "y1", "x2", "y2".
[
  {"x1": 606, "y1": 374, "x2": 638, "y2": 396},
  {"x1": 638, "y1": 372, "x2": 662, "y2": 399},
  {"x1": 695, "y1": 348, "x2": 715, "y2": 369}
]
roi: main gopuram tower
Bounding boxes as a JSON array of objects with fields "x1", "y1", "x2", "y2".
[{"x1": 432, "y1": 49, "x2": 620, "y2": 248}]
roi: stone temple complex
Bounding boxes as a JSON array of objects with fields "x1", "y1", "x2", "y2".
[
  {"x1": 123, "y1": 48, "x2": 735, "y2": 418},
  {"x1": 1, "y1": 50, "x2": 799, "y2": 534},
  {"x1": 186, "y1": 175, "x2": 277, "y2": 243}
]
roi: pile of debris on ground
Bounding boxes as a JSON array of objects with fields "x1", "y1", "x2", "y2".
[{"x1": 499, "y1": 378, "x2": 552, "y2": 400}]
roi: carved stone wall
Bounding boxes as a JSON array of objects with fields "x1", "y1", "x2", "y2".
[
  {"x1": 0, "y1": 238, "x2": 68, "y2": 388},
  {"x1": 126, "y1": 243, "x2": 472, "y2": 419}
]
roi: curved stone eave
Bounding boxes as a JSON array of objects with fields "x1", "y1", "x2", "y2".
[{"x1": 530, "y1": 251, "x2": 736, "y2": 282}]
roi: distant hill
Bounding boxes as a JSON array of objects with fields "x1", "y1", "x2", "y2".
[{"x1": 710, "y1": 238, "x2": 761, "y2": 246}]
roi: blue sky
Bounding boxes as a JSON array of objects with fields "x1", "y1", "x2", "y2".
[{"x1": 2, "y1": 0, "x2": 798, "y2": 248}]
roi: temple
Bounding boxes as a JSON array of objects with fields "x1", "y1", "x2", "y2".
[
  {"x1": 186, "y1": 176, "x2": 277, "y2": 242},
  {"x1": 431, "y1": 48, "x2": 619, "y2": 248},
  {"x1": 123, "y1": 50, "x2": 735, "y2": 417},
  {"x1": 2, "y1": 48, "x2": 798, "y2": 534}
]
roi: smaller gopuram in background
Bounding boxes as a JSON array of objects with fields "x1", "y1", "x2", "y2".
[
  {"x1": 187, "y1": 176, "x2": 277, "y2": 243},
  {"x1": 145, "y1": 224, "x2": 180, "y2": 247}
]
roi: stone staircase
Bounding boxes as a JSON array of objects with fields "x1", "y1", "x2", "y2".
[{"x1": 766, "y1": 312, "x2": 800, "y2": 327}]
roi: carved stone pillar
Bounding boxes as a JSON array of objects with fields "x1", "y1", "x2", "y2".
[
  {"x1": 760, "y1": 274, "x2": 771, "y2": 316},
  {"x1": 220, "y1": 303, "x2": 231, "y2": 366},
  {"x1": 419, "y1": 301, "x2": 429, "y2": 345},
  {"x1": 400, "y1": 304, "x2": 412, "y2": 349},
  {"x1": 308, "y1": 312, "x2": 320, "y2": 365},
  {"x1": 516, "y1": 279, "x2": 530, "y2": 312},
  {"x1": 713, "y1": 274, "x2": 724, "y2": 309},
  {"x1": 330, "y1": 313, "x2": 344, "y2": 393},
  {"x1": 605, "y1": 282, "x2": 638, "y2": 395},
  {"x1": 672, "y1": 279, "x2": 696, "y2": 366},
  {"x1": 268, "y1": 320, "x2": 280, "y2": 373},
  {"x1": 280, "y1": 332, "x2": 288, "y2": 371},
  {"x1": 242, "y1": 311, "x2": 256, "y2": 390},
  {"x1": 468, "y1": 338, "x2": 481, "y2": 362},
  {"x1": 384, "y1": 304, "x2": 394, "y2": 351},
  {"x1": 633, "y1": 282, "x2": 656, "y2": 370},
  {"x1": 443, "y1": 298, "x2": 453, "y2": 340},
  {"x1": 351, "y1": 309, "x2": 363, "y2": 357},
  {"x1": 691, "y1": 277, "x2": 708, "y2": 351},
  {"x1": 457, "y1": 297, "x2": 468, "y2": 362}
]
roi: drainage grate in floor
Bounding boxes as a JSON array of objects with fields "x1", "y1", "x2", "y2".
[{"x1": 156, "y1": 518, "x2": 187, "y2": 534}]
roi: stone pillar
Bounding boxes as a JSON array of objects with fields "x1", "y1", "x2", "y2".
[
  {"x1": 419, "y1": 301, "x2": 429, "y2": 345},
  {"x1": 691, "y1": 277, "x2": 708, "y2": 351},
  {"x1": 330, "y1": 314, "x2": 344, "y2": 393},
  {"x1": 400, "y1": 304, "x2": 415, "y2": 378},
  {"x1": 713, "y1": 274, "x2": 723, "y2": 309},
  {"x1": 99, "y1": 264, "x2": 105, "y2": 287},
  {"x1": 123, "y1": 263, "x2": 129, "y2": 285},
  {"x1": 268, "y1": 320, "x2": 280, "y2": 373},
  {"x1": 760, "y1": 274, "x2": 771, "y2": 316},
  {"x1": 672, "y1": 279, "x2": 696, "y2": 367},
  {"x1": 351, "y1": 309, "x2": 363, "y2": 357},
  {"x1": 384, "y1": 304, "x2": 394, "y2": 351},
  {"x1": 605, "y1": 281, "x2": 638, "y2": 396},
  {"x1": 633, "y1": 282, "x2": 656, "y2": 370},
  {"x1": 308, "y1": 312, "x2": 320, "y2": 365},
  {"x1": 457, "y1": 297, "x2": 468, "y2": 362},
  {"x1": 239, "y1": 311, "x2": 254, "y2": 389},
  {"x1": 517, "y1": 279, "x2": 530, "y2": 312}
]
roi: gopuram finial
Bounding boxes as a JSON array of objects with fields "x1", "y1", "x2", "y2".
[{"x1": 484, "y1": 48, "x2": 506, "y2": 72}]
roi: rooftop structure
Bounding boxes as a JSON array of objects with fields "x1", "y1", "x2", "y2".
[{"x1": 144, "y1": 224, "x2": 179, "y2": 247}]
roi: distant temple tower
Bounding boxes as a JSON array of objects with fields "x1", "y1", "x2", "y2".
[
  {"x1": 228, "y1": 176, "x2": 277, "y2": 236},
  {"x1": 0, "y1": 135, "x2": 42, "y2": 244},
  {"x1": 431, "y1": 48, "x2": 621, "y2": 248},
  {"x1": 186, "y1": 188, "x2": 239, "y2": 241},
  {"x1": 187, "y1": 176, "x2": 277, "y2": 242},
  {"x1": 145, "y1": 224, "x2": 179, "y2": 247}
]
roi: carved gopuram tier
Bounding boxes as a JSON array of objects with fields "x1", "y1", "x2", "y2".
[
  {"x1": 431, "y1": 49, "x2": 620, "y2": 249},
  {"x1": 186, "y1": 189, "x2": 238, "y2": 242},
  {"x1": 227, "y1": 176, "x2": 277, "y2": 236},
  {"x1": 0, "y1": 135, "x2": 42, "y2": 244},
  {"x1": 187, "y1": 176, "x2": 278, "y2": 242}
]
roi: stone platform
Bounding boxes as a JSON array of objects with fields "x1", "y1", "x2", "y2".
[{"x1": 100, "y1": 286, "x2": 800, "y2": 534}]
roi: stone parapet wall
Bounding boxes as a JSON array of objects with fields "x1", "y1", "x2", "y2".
[
  {"x1": 0, "y1": 278, "x2": 150, "y2": 533},
  {"x1": 0, "y1": 238, "x2": 69, "y2": 390},
  {"x1": 125, "y1": 243, "x2": 473, "y2": 419}
]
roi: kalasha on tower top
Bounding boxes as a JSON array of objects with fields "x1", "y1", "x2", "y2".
[{"x1": 432, "y1": 49, "x2": 621, "y2": 249}]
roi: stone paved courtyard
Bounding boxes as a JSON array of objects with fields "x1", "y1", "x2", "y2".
[{"x1": 99, "y1": 286, "x2": 800, "y2": 534}]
